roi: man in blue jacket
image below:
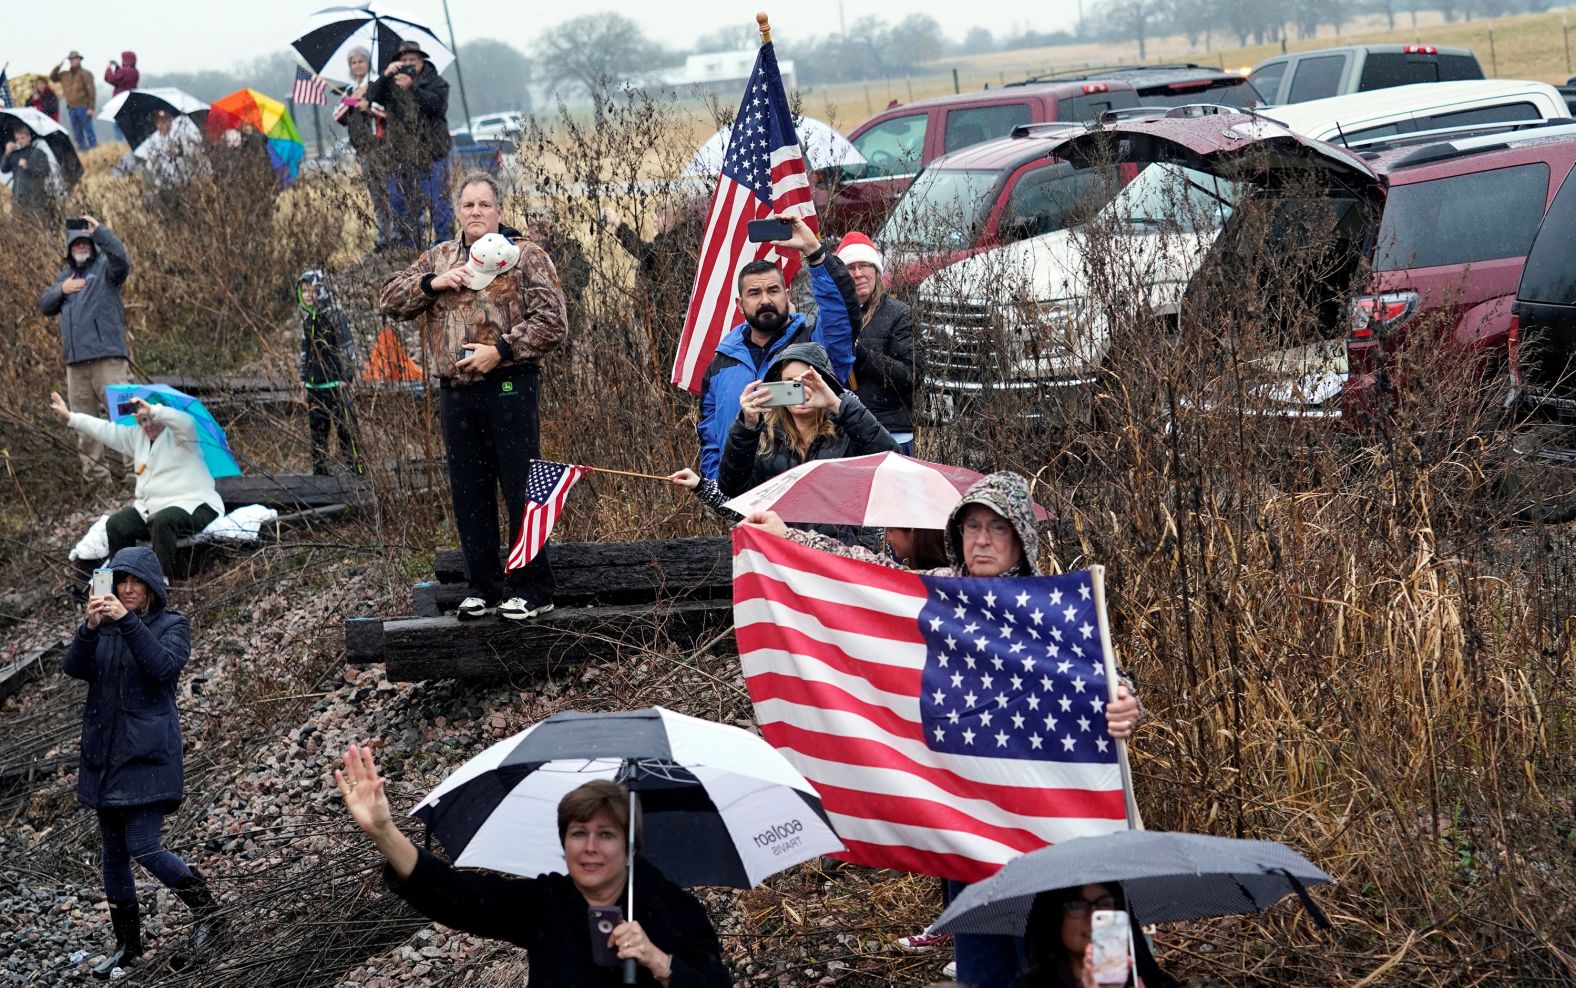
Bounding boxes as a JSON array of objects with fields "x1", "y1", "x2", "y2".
[
  {"x1": 696, "y1": 214, "x2": 860, "y2": 479},
  {"x1": 40, "y1": 215, "x2": 133, "y2": 482}
]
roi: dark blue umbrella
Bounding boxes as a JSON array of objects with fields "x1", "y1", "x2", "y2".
[{"x1": 933, "y1": 830, "x2": 1334, "y2": 935}]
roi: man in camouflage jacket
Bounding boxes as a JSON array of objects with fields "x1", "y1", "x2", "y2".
[{"x1": 379, "y1": 171, "x2": 567, "y2": 621}]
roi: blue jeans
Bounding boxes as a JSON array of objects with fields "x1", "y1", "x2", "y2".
[
  {"x1": 69, "y1": 106, "x2": 98, "y2": 150},
  {"x1": 387, "y1": 157, "x2": 454, "y2": 249},
  {"x1": 98, "y1": 806, "x2": 192, "y2": 901}
]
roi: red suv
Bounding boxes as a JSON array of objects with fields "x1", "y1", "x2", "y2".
[
  {"x1": 1041, "y1": 112, "x2": 1576, "y2": 422},
  {"x1": 817, "y1": 80, "x2": 1140, "y2": 236}
]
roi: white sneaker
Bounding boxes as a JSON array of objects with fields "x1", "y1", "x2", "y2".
[
  {"x1": 456, "y1": 596, "x2": 494, "y2": 619},
  {"x1": 941, "y1": 960, "x2": 957, "y2": 978},
  {"x1": 498, "y1": 596, "x2": 554, "y2": 621}
]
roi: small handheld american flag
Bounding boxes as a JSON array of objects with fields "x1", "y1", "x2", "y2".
[
  {"x1": 506, "y1": 461, "x2": 589, "y2": 570},
  {"x1": 291, "y1": 66, "x2": 328, "y2": 106},
  {"x1": 0, "y1": 69, "x2": 13, "y2": 109}
]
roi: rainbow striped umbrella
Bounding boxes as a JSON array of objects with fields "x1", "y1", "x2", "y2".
[{"x1": 207, "y1": 88, "x2": 305, "y2": 184}]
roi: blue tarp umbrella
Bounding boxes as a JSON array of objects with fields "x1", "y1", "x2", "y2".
[{"x1": 102, "y1": 383, "x2": 242, "y2": 479}]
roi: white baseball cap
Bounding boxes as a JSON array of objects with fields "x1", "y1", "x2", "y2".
[{"x1": 464, "y1": 233, "x2": 521, "y2": 290}]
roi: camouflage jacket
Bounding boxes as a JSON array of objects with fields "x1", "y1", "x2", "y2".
[{"x1": 378, "y1": 234, "x2": 568, "y2": 382}]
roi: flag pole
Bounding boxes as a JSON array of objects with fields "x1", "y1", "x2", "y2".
[
  {"x1": 530, "y1": 460, "x2": 673, "y2": 483},
  {"x1": 757, "y1": 11, "x2": 772, "y2": 44},
  {"x1": 1089, "y1": 565, "x2": 1143, "y2": 831}
]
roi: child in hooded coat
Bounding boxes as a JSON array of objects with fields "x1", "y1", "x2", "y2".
[{"x1": 297, "y1": 269, "x2": 361, "y2": 474}]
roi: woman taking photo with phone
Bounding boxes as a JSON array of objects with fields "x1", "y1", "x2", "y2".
[
  {"x1": 711, "y1": 341, "x2": 898, "y2": 544},
  {"x1": 1013, "y1": 884, "x2": 1176, "y2": 988},
  {"x1": 333, "y1": 744, "x2": 729, "y2": 986},
  {"x1": 65, "y1": 546, "x2": 223, "y2": 978}
]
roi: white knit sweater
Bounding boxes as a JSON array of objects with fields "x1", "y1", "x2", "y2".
[{"x1": 69, "y1": 405, "x2": 224, "y2": 519}]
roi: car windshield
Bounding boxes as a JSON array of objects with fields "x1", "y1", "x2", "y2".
[
  {"x1": 1100, "y1": 163, "x2": 1236, "y2": 231},
  {"x1": 879, "y1": 167, "x2": 1003, "y2": 249}
]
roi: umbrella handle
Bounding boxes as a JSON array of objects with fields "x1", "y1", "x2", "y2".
[
  {"x1": 1271, "y1": 868, "x2": 1333, "y2": 931},
  {"x1": 623, "y1": 958, "x2": 637, "y2": 984}
]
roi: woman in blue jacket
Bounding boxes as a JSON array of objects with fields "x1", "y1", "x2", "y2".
[{"x1": 64, "y1": 546, "x2": 222, "y2": 978}]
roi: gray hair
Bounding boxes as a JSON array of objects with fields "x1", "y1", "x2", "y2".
[
  {"x1": 453, "y1": 171, "x2": 504, "y2": 214},
  {"x1": 347, "y1": 46, "x2": 371, "y2": 64}
]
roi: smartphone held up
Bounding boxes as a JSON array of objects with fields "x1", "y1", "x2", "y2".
[
  {"x1": 586, "y1": 905, "x2": 624, "y2": 967},
  {"x1": 91, "y1": 568, "x2": 114, "y2": 598},
  {"x1": 757, "y1": 380, "x2": 806, "y2": 408},
  {"x1": 1090, "y1": 909, "x2": 1132, "y2": 984},
  {"x1": 745, "y1": 217, "x2": 793, "y2": 243}
]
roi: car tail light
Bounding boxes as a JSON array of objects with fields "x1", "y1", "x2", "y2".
[
  {"x1": 1082, "y1": 83, "x2": 1109, "y2": 94},
  {"x1": 1507, "y1": 313, "x2": 1521, "y2": 384},
  {"x1": 1349, "y1": 291, "x2": 1420, "y2": 340},
  {"x1": 1167, "y1": 81, "x2": 1209, "y2": 90},
  {"x1": 1403, "y1": 45, "x2": 1438, "y2": 54}
]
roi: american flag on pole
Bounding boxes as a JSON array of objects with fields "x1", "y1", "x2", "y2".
[
  {"x1": 506, "y1": 460, "x2": 589, "y2": 571},
  {"x1": 0, "y1": 70, "x2": 13, "y2": 109},
  {"x1": 670, "y1": 40, "x2": 816, "y2": 394},
  {"x1": 733, "y1": 527, "x2": 1129, "y2": 883},
  {"x1": 291, "y1": 66, "x2": 329, "y2": 106}
]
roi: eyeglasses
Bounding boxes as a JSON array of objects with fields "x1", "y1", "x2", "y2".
[
  {"x1": 1062, "y1": 895, "x2": 1118, "y2": 915},
  {"x1": 961, "y1": 518, "x2": 1015, "y2": 539}
]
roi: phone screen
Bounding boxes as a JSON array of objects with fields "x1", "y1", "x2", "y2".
[
  {"x1": 116, "y1": 401, "x2": 138, "y2": 416},
  {"x1": 586, "y1": 905, "x2": 624, "y2": 967},
  {"x1": 1090, "y1": 909, "x2": 1131, "y2": 984}
]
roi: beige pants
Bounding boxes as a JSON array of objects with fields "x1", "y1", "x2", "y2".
[{"x1": 64, "y1": 357, "x2": 133, "y2": 481}]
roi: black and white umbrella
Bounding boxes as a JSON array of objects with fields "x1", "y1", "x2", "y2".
[
  {"x1": 291, "y1": 3, "x2": 455, "y2": 82},
  {"x1": 933, "y1": 830, "x2": 1334, "y2": 936},
  {"x1": 411, "y1": 706, "x2": 843, "y2": 889},
  {"x1": 0, "y1": 107, "x2": 82, "y2": 187},
  {"x1": 99, "y1": 88, "x2": 209, "y2": 152}
]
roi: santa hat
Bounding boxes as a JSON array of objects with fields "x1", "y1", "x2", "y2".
[{"x1": 836, "y1": 232, "x2": 883, "y2": 272}]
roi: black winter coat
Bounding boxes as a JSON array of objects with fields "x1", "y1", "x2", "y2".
[
  {"x1": 388, "y1": 848, "x2": 731, "y2": 987},
  {"x1": 851, "y1": 295, "x2": 922, "y2": 434},
  {"x1": 63, "y1": 546, "x2": 190, "y2": 811},
  {"x1": 367, "y1": 62, "x2": 451, "y2": 166},
  {"x1": 2, "y1": 144, "x2": 52, "y2": 212}
]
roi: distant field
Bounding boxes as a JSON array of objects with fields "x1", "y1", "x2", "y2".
[{"x1": 798, "y1": 8, "x2": 1576, "y2": 124}]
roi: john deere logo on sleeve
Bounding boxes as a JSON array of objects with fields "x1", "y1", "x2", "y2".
[
  {"x1": 501, "y1": 381, "x2": 515, "y2": 395},
  {"x1": 752, "y1": 819, "x2": 805, "y2": 856}
]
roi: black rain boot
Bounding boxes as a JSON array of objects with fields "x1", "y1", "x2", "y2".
[
  {"x1": 168, "y1": 868, "x2": 225, "y2": 968},
  {"x1": 91, "y1": 899, "x2": 142, "y2": 979}
]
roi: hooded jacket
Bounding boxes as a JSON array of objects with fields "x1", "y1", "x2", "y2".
[
  {"x1": 298, "y1": 269, "x2": 356, "y2": 386},
  {"x1": 942, "y1": 470, "x2": 1040, "y2": 577},
  {"x1": 63, "y1": 546, "x2": 190, "y2": 810},
  {"x1": 718, "y1": 341, "x2": 900, "y2": 500},
  {"x1": 66, "y1": 402, "x2": 224, "y2": 519},
  {"x1": 366, "y1": 60, "x2": 451, "y2": 166},
  {"x1": 104, "y1": 51, "x2": 139, "y2": 95},
  {"x1": 696, "y1": 253, "x2": 861, "y2": 479},
  {"x1": 40, "y1": 225, "x2": 132, "y2": 364}
]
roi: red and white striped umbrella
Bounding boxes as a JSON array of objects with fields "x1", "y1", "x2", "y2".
[{"x1": 721, "y1": 452, "x2": 1050, "y2": 529}]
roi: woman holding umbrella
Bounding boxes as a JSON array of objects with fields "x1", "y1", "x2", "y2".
[
  {"x1": 2, "y1": 124, "x2": 54, "y2": 215},
  {"x1": 334, "y1": 743, "x2": 731, "y2": 986}
]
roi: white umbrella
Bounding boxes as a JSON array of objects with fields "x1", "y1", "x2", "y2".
[
  {"x1": 292, "y1": 3, "x2": 455, "y2": 82},
  {"x1": 684, "y1": 115, "x2": 866, "y2": 177},
  {"x1": 99, "y1": 88, "x2": 209, "y2": 150},
  {"x1": 0, "y1": 107, "x2": 81, "y2": 186}
]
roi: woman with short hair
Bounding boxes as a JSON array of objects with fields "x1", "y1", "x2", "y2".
[{"x1": 335, "y1": 744, "x2": 730, "y2": 986}]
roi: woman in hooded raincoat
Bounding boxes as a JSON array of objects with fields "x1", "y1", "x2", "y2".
[
  {"x1": 64, "y1": 546, "x2": 222, "y2": 978},
  {"x1": 741, "y1": 471, "x2": 1144, "y2": 987}
]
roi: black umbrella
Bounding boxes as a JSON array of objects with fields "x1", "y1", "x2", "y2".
[
  {"x1": 0, "y1": 107, "x2": 82, "y2": 187},
  {"x1": 98, "y1": 88, "x2": 209, "y2": 152},
  {"x1": 933, "y1": 830, "x2": 1334, "y2": 936},
  {"x1": 291, "y1": 3, "x2": 454, "y2": 82}
]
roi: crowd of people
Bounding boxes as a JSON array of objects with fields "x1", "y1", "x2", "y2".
[{"x1": 20, "y1": 30, "x2": 1175, "y2": 987}]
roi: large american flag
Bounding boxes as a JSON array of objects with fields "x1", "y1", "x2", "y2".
[
  {"x1": 670, "y1": 41, "x2": 816, "y2": 394},
  {"x1": 291, "y1": 66, "x2": 329, "y2": 106},
  {"x1": 734, "y1": 527, "x2": 1129, "y2": 882},
  {"x1": 506, "y1": 460, "x2": 588, "y2": 571}
]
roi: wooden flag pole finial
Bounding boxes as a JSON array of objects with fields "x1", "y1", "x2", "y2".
[{"x1": 757, "y1": 12, "x2": 772, "y2": 44}]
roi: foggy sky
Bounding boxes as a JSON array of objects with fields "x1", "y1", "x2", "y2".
[{"x1": 5, "y1": 0, "x2": 1085, "y2": 76}]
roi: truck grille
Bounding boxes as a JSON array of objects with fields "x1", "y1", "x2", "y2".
[{"x1": 919, "y1": 297, "x2": 1005, "y2": 384}]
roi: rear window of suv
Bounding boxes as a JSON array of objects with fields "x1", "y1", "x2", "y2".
[
  {"x1": 1359, "y1": 53, "x2": 1483, "y2": 90},
  {"x1": 1137, "y1": 78, "x2": 1260, "y2": 109},
  {"x1": 1059, "y1": 90, "x2": 1139, "y2": 122},
  {"x1": 1519, "y1": 169, "x2": 1576, "y2": 304},
  {"x1": 1373, "y1": 162, "x2": 1549, "y2": 270}
]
